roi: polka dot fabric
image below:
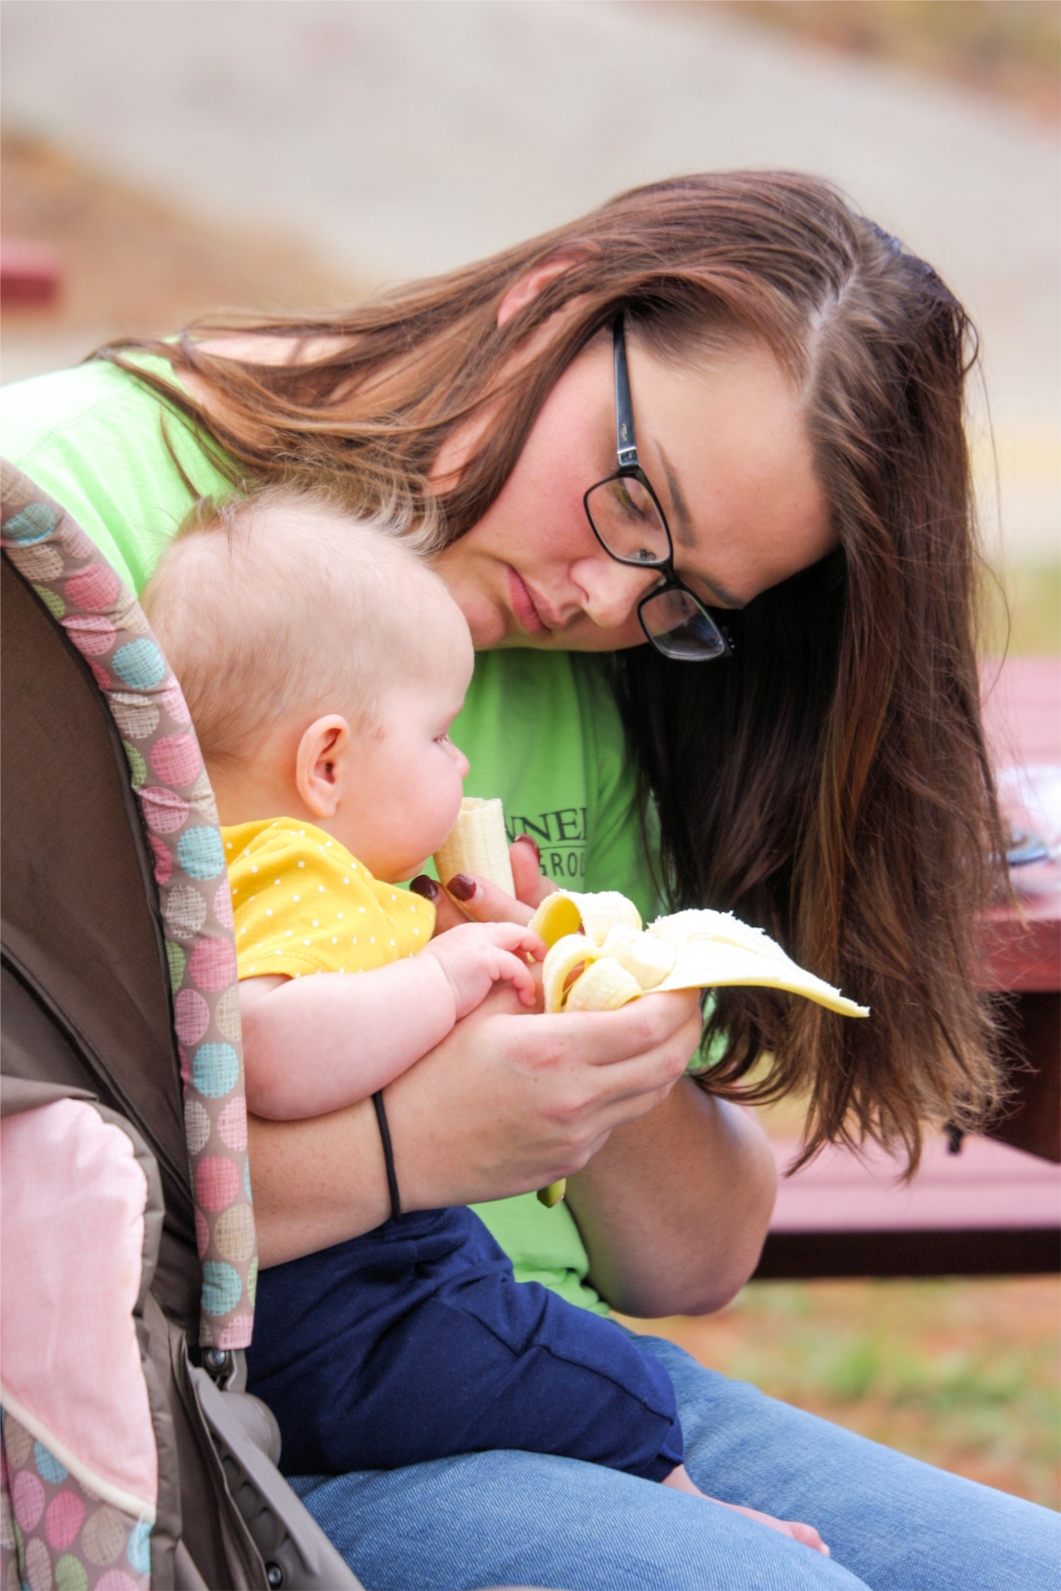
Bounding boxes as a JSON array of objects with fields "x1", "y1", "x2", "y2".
[
  {"x1": 0, "y1": 1412, "x2": 150, "y2": 1591},
  {"x1": 1, "y1": 463, "x2": 256, "y2": 1351}
]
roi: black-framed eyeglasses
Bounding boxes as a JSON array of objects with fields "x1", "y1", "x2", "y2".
[{"x1": 583, "y1": 315, "x2": 733, "y2": 662}]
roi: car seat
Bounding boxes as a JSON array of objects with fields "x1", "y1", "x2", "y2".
[{"x1": 0, "y1": 460, "x2": 558, "y2": 1591}]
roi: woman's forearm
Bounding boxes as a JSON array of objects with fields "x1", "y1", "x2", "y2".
[
  {"x1": 565, "y1": 1080, "x2": 777, "y2": 1318},
  {"x1": 248, "y1": 1098, "x2": 394, "y2": 1267}
]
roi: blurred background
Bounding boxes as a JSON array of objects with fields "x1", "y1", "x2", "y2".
[{"x1": 2, "y1": 0, "x2": 1057, "y2": 1509}]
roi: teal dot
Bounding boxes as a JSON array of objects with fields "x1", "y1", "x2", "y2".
[
  {"x1": 4, "y1": 503, "x2": 56, "y2": 545},
  {"x1": 113, "y1": 637, "x2": 166, "y2": 690},
  {"x1": 201, "y1": 1260, "x2": 242, "y2": 1316},
  {"x1": 193, "y1": 1043, "x2": 239, "y2": 1098},
  {"x1": 123, "y1": 741, "x2": 147, "y2": 788},
  {"x1": 166, "y1": 941, "x2": 186, "y2": 991},
  {"x1": 177, "y1": 827, "x2": 226, "y2": 881},
  {"x1": 127, "y1": 1518, "x2": 152, "y2": 1574},
  {"x1": 33, "y1": 1439, "x2": 68, "y2": 1483},
  {"x1": 32, "y1": 583, "x2": 65, "y2": 619}
]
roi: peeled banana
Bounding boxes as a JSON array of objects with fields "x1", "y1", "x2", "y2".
[
  {"x1": 434, "y1": 797, "x2": 515, "y2": 896},
  {"x1": 530, "y1": 889, "x2": 869, "y2": 1020}
]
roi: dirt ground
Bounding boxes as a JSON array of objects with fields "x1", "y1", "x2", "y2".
[{"x1": 3, "y1": 127, "x2": 1058, "y2": 1514}]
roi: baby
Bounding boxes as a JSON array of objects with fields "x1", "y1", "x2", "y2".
[{"x1": 143, "y1": 485, "x2": 825, "y2": 1554}]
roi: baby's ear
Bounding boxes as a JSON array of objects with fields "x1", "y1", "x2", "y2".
[{"x1": 295, "y1": 715, "x2": 350, "y2": 818}]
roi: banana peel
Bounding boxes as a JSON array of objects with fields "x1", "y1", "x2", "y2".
[{"x1": 531, "y1": 890, "x2": 869, "y2": 1019}]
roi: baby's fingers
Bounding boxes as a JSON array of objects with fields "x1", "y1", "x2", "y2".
[
  {"x1": 495, "y1": 950, "x2": 539, "y2": 1008},
  {"x1": 484, "y1": 921, "x2": 547, "y2": 962}
]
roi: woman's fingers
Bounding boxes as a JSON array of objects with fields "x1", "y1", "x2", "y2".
[
  {"x1": 510, "y1": 836, "x2": 557, "y2": 908},
  {"x1": 442, "y1": 871, "x2": 536, "y2": 927}
]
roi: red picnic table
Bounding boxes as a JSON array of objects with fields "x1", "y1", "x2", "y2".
[{"x1": 755, "y1": 655, "x2": 1061, "y2": 1279}]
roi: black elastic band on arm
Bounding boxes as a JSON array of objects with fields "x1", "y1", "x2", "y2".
[{"x1": 372, "y1": 1089, "x2": 401, "y2": 1221}]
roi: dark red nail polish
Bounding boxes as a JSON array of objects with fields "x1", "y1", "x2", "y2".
[
  {"x1": 409, "y1": 875, "x2": 439, "y2": 900},
  {"x1": 447, "y1": 874, "x2": 476, "y2": 901},
  {"x1": 513, "y1": 834, "x2": 540, "y2": 864}
]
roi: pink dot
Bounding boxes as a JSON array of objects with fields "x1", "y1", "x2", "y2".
[
  {"x1": 213, "y1": 881, "x2": 234, "y2": 930},
  {"x1": 218, "y1": 1095, "x2": 247, "y2": 1152},
  {"x1": 161, "y1": 678, "x2": 191, "y2": 725},
  {"x1": 151, "y1": 734, "x2": 200, "y2": 787},
  {"x1": 195, "y1": 1208, "x2": 210, "y2": 1258},
  {"x1": 65, "y1": 562, "x2": 120, "y2": 610},
  {"x1": 174, "y1": 989, "x2": 210, "y2": 1046},
  {"x1": 178, "y1": 1045, "x2": 191, "y2": 1085},
  {"x1": 90, "y1": 661, "x2": 112, "y2": 690},
  {"x1": 65, "y1": 613, "x2": 117, "y2": 656},
  {"x1": 150, "y1": 834, "x2": 173, "y2": 886},
  {"x1": 218, "y1": 1314, "x2": 254, "y2": 1350},
  {"x1": 45, "y1": 1488, "x2": 85, "y2": 1551},
  {"x1": 96, "y1": 1573, "x2": 141, "y2": 1591},
  {"x1": 12, "y1": 1469, "x2": 45, "y2": 1530},
  {"x1": 196, "y1": 1155, "x2": 240, "y2": 1212},
  {"x1": 189, "y1": 937, "x2": 236, "y2": 992},
  {"x1": 140, "y1": 787, "x2": 189, "y2": 835}
]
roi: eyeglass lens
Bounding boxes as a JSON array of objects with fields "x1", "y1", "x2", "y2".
[
  {"x1": 639, "y1": 585, "x2": 730, "y2": 661},
  {"x1": 585, "y1": 474, "x2": 670, "y2": 566}
]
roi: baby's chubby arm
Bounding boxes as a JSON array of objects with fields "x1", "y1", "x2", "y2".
[{"x1": 240, "y1": 922, "x2": 545, "y2": 1121}]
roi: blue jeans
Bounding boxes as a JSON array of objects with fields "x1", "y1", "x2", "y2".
[{"x1": 291, "y1": 1333, "x2": 1060, "y2": 1590}]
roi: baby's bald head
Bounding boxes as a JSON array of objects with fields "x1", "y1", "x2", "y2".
[{"x1": 143, "y1": 485, "x2": 456, "y2": 773}]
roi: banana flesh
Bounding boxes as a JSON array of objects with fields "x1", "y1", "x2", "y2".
[
  {"x1": 434, "y1": 797, "x2": 515, "y2": 896},
  {"x1": 535, "y1": 890, "x2": 869, "y2": 1020}
]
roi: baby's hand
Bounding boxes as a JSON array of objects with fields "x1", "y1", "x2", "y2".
[{"x1": 421, "y1": 922, "x2": 546, "y2": 1020}]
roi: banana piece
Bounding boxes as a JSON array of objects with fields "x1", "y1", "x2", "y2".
[
  {"x1": 602, "y1": 923, "x2": 675, "y2": 990},
  {"x1": 568, "y1": 890, "x2": 642, "y2": 947},
  {"x1": 434, "y1": 797, "x2": 515, "y2": 895},
  {"x1": 564, "y1": 956, "x2": 643, "y2": 1012},
  {"x1": 543, "y1": 934, "x2": 603, "y2": 1014}
]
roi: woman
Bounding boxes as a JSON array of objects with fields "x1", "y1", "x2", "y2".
[{"x1": 2, "y1": 172, "x2": 1054, "y2": 1589}]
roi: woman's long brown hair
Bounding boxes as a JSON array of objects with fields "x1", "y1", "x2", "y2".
[{"x1": 98, "y1": 171, "x2": 1006, "y2": 1170}]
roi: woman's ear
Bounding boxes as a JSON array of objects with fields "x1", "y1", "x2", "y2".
[
  {"x1": 496, "y1": 252, "x2": 588, "y2": 327},
  {"x1": 295, "y1": 714, "x2": 350, "y2": 819}
]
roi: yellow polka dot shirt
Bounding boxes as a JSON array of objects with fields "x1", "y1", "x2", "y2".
[{"x1": 222, "y1": 818, "x2": 436, "y2": 979}]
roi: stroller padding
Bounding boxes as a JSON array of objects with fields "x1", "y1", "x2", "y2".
[
  {"x1": 2, "y1": 461, "x2": 255, "y2": 1350},
  {"x1": 1, "y1": 1098, "x2": 161, "y2": 1519}
]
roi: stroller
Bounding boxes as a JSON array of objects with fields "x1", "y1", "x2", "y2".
[{"x1": 0, "y1": 462, "x2": 548, "y2": 1591}]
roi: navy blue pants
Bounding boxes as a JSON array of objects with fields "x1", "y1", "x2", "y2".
[{"x1": 247, "y1": 1206, "x2": 683, "y2": 1481}]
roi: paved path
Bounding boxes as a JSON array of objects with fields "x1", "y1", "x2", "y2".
[{"x1": 3, "y1": 0, "x2": 1057, "y2": 554}]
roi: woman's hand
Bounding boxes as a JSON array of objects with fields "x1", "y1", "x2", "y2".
[
  {"x1": 412, "y1": 833, "x2": 555, "y2": 934},
  {"x1": 387, "y1": 981, "x2": 704, "y2": 1209}
]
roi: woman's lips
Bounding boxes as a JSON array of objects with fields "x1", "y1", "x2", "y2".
[{"x1": 506, "y1": 566, "x2": 550, "y2": 634}]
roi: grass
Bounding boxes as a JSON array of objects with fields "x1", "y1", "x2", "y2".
[{"x1": 621, "y1": 1275, "x2": 1060, "y2": 1509}]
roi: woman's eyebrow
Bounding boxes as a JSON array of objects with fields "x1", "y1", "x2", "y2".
[{"x1": 656, "y1": 442, "x2": 745, "y2": 610}]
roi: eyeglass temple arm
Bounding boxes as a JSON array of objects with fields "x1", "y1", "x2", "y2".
[{"x1": 612, "y1": 315, "x2": 639, "y2": 470}]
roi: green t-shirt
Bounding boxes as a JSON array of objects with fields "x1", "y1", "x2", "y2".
[{"x1": 0, "y1": 358, "x2": 661, "y2": 1315}]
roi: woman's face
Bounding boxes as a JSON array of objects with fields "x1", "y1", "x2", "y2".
[{"x1": 432, "y1": 332, "x2": 834, "y2": 652}]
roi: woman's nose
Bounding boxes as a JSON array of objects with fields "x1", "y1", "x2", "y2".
[{"x1": 570, "y1": 555, "x2": 657, "y2": 631}]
